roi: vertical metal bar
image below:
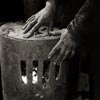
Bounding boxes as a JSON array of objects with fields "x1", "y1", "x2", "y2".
[
  {"x1": 17, "y1": 59, "x2": 24, "y2": 85},
  {"x1": 48, "y1": 62, "x2": 56, "y2": 89},
  {"x1": 59, "y1": 61, "x2": 69, "y2": 85},
  {"x1": 26, "y1": 60, "x2": 32, "y2": 85},
  {"x1": 37, "y1": 61, "x2": 43, "y2": 84}
]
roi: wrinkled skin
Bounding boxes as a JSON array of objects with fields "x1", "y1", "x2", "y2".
[
  {"x1": 48, "y1": 29, "x2": 77, "y2": 65},
  {"x1": 23, "y1": 1, "x2": 55, "y2": 38}
]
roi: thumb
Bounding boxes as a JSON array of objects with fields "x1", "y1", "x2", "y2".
[{"x1": 49, "y1": 30, "x2": 61, "y2": 36}]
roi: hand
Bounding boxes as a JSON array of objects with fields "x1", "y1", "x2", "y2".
[
  {"x1": 23, "y1": 1, "x2": 55, "y2": 38},
  {"x1": 49, "y1": 28, "x2": 67, "y2": 36},
  {"x1": 48, "y1": 29, "x2": 77, "y2": 65}
]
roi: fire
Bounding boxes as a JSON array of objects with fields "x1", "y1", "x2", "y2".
[{"x1": 22, "y1": 70, "x2": 38, "y2": 84}]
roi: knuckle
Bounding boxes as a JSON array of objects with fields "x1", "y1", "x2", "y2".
[
  {"x1": 59, "y1": 53, "x2": 64, "y2": 57},
  {"x1": 52, "y1": 47, "x2": 58, "y2": 53},
  {"x1": 59, "y1": 52, "x2": 65, "y2": 60},
  {"x1": 29, "y1": 22, "x2": 33, "y2": 26},
  {"x1": 38, "y1": 18, "x2": 44, "y2": 25},
  {"x1": 51, "y1": 48, "x2": 57, "y2": 55}
]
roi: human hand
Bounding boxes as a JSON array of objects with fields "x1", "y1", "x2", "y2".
[
  {"x1": 23, "y1": 1, "x2": 55, "y2": 38},
  {"x1": 48, "y1": 28, "x2": 77, "y2": 65}
]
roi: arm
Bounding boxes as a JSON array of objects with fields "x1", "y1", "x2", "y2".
[
  {"x1": 48, "y1": 0, "x2": 56, "y2": 5},
  {"x1": 67, "y1": 0, "x2": 94, "y2": 45},
  {"x1": 48, "y1": 0, "x2": 95, "y2": 65},
  {"x1": 46, "y1": 0, "x2": 56, "y2": 11},
  {"x1": 23, "y1": 0, "x2": 57, "y2": 38}
]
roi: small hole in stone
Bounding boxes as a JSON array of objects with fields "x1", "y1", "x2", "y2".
[
  {"x1": 42, "y1": 60, "x2": 50, "y2": 83},
  {"x1": 21, "y1": 60, "x2": 26, "y2": 76},
  {"x1": 32, "y1": 60, "x2": 38, "y2": 84},
  {"x1": 21, "y1": 60, "x2": 27, "y2": 84}
]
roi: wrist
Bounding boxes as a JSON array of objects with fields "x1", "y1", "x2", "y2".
[
  {"x1": 47, "y1": 0, "x2": 56, "y2": 5},
  {"x1": 46, "y1": 1, "x2": 56, "y2": 13},
  {"x1": 66, "y1": 29, "x2": 79, "y2": 47}
]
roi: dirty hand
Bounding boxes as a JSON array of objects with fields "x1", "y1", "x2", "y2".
[
  {"x1": 48, "y1": 28, "x2": 67, "y2": 36},
  {"x1": 23, "y1": 1, "x2": 55, "y2": 38},
  {"x1": 48, "y1": 29, "x2": 77, "y2": 65}
]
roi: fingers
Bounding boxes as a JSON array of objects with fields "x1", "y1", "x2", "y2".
[
  {"x1": 23, "y1": 19, "x2": 37, "y2": 34},
  {"x1": 23, "y1": 21, "x2": 29, "y2": 30},
  {"x1": 68, "y1": 50, "x2": 75, "y2": 59},
  {"x1": 54, "y1": 46, "x2": 67, "y2": 65},
  {"x1": 61, "y1": 50, "x2": 75, "y2": 63},
  {"x1": 48, "y1": 20, "x2": 54, "y2": 31},
  {"x1": 23, "y1": 22, "x2": 42, "y2": 38},
  {"x1": 26, "y1": 15, "x2": 35, "y2": 23},
  {"x1": 49, "y1": 29, "x2": 66, "y2": 36},
  {"x1": 49, "y1": 31, "x2": 61, "y2": 36},
  {"x1": 23, "y1": 15, "x2": 36, "y2": 30},
  {"x1": 35, "y1": 93, "x2": 44, "y2": 99},
  {"x1": 48, "y1": 40, "x2": 62, "y2": 59},
  {"x1": 48, "y1": 44, "x2": 75, "y2": 65},
  {"x1": 23, "y1": 16, "x2": 36, "y2": 30},
  {"x1": 62, "y1": 50, "x2": 71, "y2": 61},
  {"x1": 55, "y1": 49, "x2": 75, "y2": 65}
]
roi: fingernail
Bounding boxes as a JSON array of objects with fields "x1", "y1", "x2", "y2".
[
  {"x1": 22, "y1": 27, "x2": 25, "y2": 30},
  {"x1": 22, "y1": 26, "x2": 24, "y2": 29},
  {"x1": 23, "y1": 35, "x2": 28, "y2": 38},
  {"x1": 35, "y1": 93, "x2": 40, "y2": 97},
  {"x1": 23, "y1": 31, "x2": 25, "y2": 34},
  {"x1": 54, "y1": 62, "x2": 56, "y2": 65},
  {"x1": 40, "y1": 95, "x2": 44, "y2": 98},
  {"x1": 48, "y1": 56, "x2": 51, "y2": 59}
]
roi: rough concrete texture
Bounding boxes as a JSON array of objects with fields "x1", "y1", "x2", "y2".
[
  {"x1": 0, "y1": 22, "x2": 89, "y2": 100},
  {"x1": 0, "y1": 22, "x2": 69, "y2": 100}
]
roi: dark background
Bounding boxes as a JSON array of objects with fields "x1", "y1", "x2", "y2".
[
  {"x1": 0, "y1": 0, "x2": 84, "y2": 23},
  {"x1": 0, "y1": 0, "x2": 24, "y2": 22},
  {"x1": 0, "y1": 0, "x2": 46, "y2": 22}
]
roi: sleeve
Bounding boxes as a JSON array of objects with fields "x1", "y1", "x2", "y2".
[{"x1": 67, "y1": 0, "x2": 95, "y2": 45}]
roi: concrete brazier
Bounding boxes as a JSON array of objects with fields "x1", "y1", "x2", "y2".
[{"x1": 0, "y1": 23, "x2": 68, "y2": 100}]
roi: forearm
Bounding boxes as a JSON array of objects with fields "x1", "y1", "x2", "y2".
[
  {"x1": 48, "y1": 0, "x2": 56, "y2": 4},
  {"x1": 67, "y1": 0, "x2": 94, "y2": 45},
  {"x1": 46, "y1": 0, "x2": 57, "y2": 12}
]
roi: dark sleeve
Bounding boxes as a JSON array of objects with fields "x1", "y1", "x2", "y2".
[{"x1": 67, "y1": 0, "x2": 94, "y2": 45}]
